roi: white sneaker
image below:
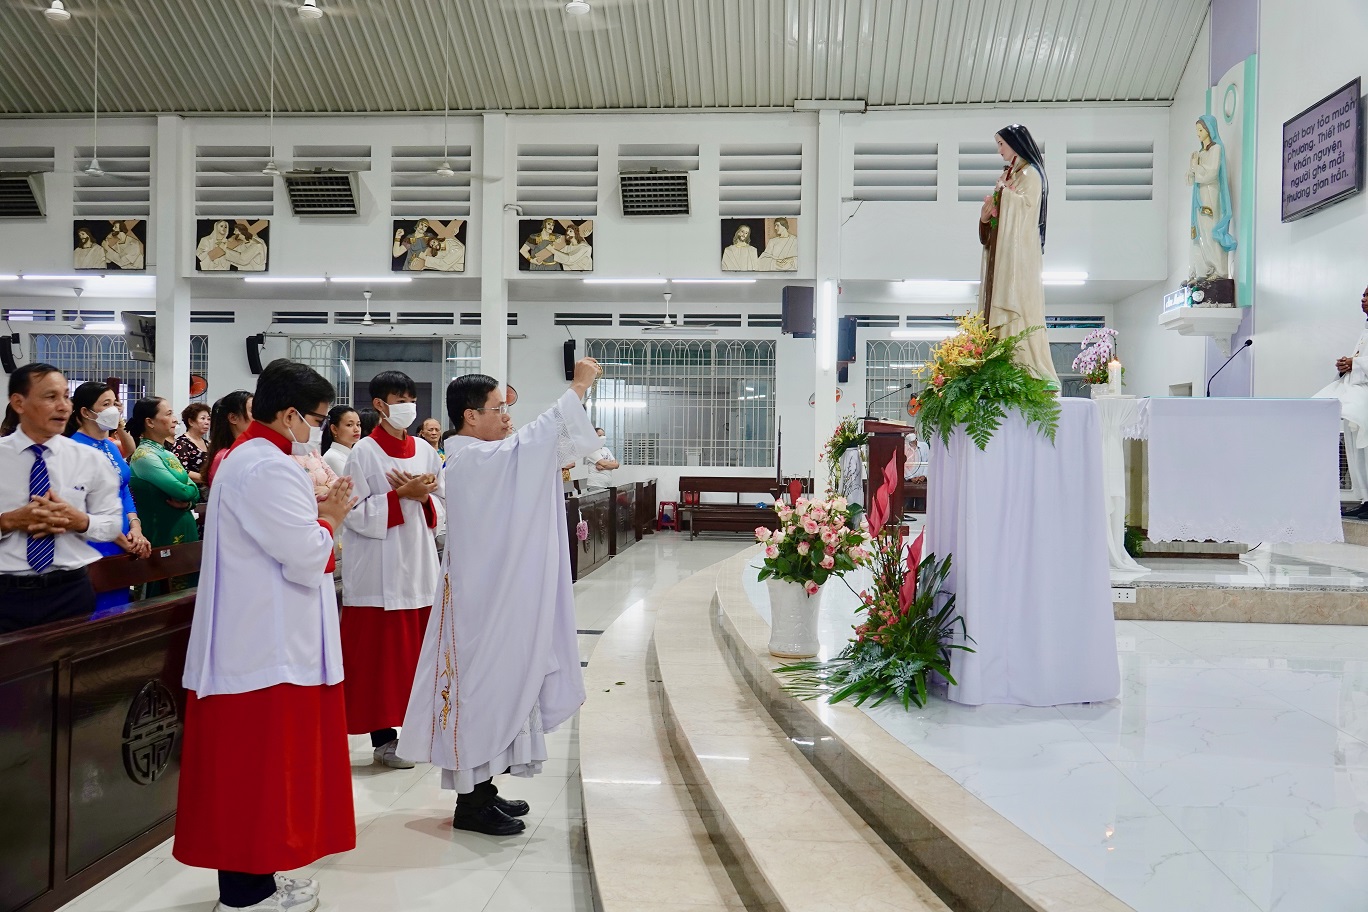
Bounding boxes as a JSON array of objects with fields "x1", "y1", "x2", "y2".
[
  {"x1": 373, "y1": 739, "x2": 415, "y2": 769},
  {"x1": 215, "y1": 888, "x2": 319, "y2": 912},
  {"x1": 274, "y1": 875, "x2": 319, "y2": 897}
]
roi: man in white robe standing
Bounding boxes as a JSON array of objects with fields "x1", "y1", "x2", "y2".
[
  {"x1": 399, "y1": 357, "x2": 603, "y2": 836},
  {"x1": 1316, "y1": 285, "x2": 1368, "y2": 517}
]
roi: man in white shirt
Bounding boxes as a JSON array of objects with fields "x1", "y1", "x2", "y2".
[
  {"x1": 339, "y1": 370, "x2": 444, "y2": 769},
  {"x1": 904, "y1": 429, "x2": 932, "y2": 483},
  {"x1": 1316, "y1": 286, "x2": 1368, "y2": 517},
  {"x1": 399, "y1": 358, "x2": 603, "y2": 836},
  {"x1": 0, "y1": 362, "x2": 122, "y2": 634},
  {"x1": 174, "y1": 358, "x2": 356, "y2": 912},
  {"x1": 582, "y1": 426, "x2": 619, "y2": 491}
]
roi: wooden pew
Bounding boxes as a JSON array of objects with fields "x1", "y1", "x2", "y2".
[
  {"x1": 678, "y1": 476, "x2": 785, "y2": 540},
  {"x1": 1, "y1": 542, "x2": 205, "y2": 912}
]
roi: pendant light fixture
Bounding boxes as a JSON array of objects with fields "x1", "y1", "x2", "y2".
[
  {"x1": 435, "y1": 0, "x2": 455, "y2": 178},
  {"x1": 85, "y1": 0, "x2": 104, "y2": 177},
  {"x1": 262, "y1": 12, "x2": 281, "y2": 177},
  {"x1": 71, "y1": 286, "x2": 85, "y2": 330}
]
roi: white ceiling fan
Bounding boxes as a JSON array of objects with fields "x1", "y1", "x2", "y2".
[
  {"x1": 507, "y1": 0, "x2": 642, "y2": 34},
  {"x1": 640, "y1": 291, "x2": 718, "y2": 335}
]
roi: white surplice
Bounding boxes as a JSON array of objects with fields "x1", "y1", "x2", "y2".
[
  {"x1": 1315, "y1": 324, "x2": 1368, "y2": 446},
  {"x1": 398, "y1": 388, "x2": 601, "y2": 791},
  {"x1": 340, "y1": 432, "x2": 444, "y2": 610},
  {"x1": 183, "y1": 434, "x2": 342, "y2": 697}
]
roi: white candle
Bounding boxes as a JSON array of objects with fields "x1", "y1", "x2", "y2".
[{"x1": 1107, "y1": 359, "x2": 1122, "y2": 396}]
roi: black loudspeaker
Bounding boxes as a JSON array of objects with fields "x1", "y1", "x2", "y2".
[
  {"x1": 563, "y1": 339, "x2": 576, "y2": 381},
  {"x1": 0, "y1": 336, "x2": 17, "y2": 374},
  {"x1": 837, "y1": 316, "x2": 857, "y2": 364},
  {"x1": 246, "y1": 334, "x2": 265, "y2": 375},
  {"x1": 781, "y1": 286, "x2": 815, "y2": 338},
  {"x1": 837, "y1": 364, "x2": 849, "y2": 384}
]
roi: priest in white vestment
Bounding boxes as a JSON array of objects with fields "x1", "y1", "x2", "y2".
[
  {"x1": 175, "y1": 358, "x2": 355, "y2": 912},
  {"x1": 1315, "y1": 286, "x2": 1368, "y2": 515},
  {"x1": 399, "y1": 358, "x2": 603, "y2": 836}
]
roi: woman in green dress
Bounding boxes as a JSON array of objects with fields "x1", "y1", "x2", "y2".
[{"x1": 128, "y1": 396, "x2": 201, "y2": 548}]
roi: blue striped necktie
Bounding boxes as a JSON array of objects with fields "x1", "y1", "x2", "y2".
[{"x1": 27, "y1": 444, "x2": 54, "y2": 572}]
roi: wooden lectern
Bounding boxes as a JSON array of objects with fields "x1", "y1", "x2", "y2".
[{"x1": 862, "y1": 419, "x2": 914, "y2": 525}]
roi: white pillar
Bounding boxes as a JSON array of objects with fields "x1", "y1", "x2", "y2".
[
  {"x1": 478, "y1": 112, "x2": 509, "y2": 389},
  {"x1": 811, "y1": 109, "x2": 842, "y2": 494},
  {"x1": 153, "y1": 114, "x2": 191, "y2": 409}
]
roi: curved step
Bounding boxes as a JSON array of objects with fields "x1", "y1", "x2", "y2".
[
  {"x1": 579, "y1": 570, "x2": 744, "y2": 911},
  {"x1": 653, "y1": 567, "x2": 953, "y2": 912},
  {"x1": 711, "y1": 548, "x2": 1134, "y2": 912}
]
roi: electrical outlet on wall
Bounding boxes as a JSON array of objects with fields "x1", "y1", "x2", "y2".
[{"x1": 1111, "y1": 587, "x2": 1137, "y2": 604}]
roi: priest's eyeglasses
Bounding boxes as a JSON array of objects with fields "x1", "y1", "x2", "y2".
[{"x1": 474, "y1": 405, "x2": 510, "y2": 414}]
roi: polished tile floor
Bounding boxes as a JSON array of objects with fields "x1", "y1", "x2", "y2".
[
  {"x1": 58, "y1": 533, "x2": 748, "y2": 912},
  {"x1": 749, "y1": 557, "x2": 1368, "y2": 912}
]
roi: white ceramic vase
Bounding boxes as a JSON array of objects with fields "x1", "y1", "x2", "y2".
[{"x1": 766, "y1": 578, "x2": 821, "y2": 659}]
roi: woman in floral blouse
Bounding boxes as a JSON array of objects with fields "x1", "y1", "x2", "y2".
[{"x1": 173, "y1": 402, "x2": 211, "y2": 491}]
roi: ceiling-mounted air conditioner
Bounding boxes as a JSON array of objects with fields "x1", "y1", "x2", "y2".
[
  {"x1": 282, "y1": 169, "x2": 359, "y2": 216},
  {"x1": 0, "y1": 172, "x2": 46, "y2": 218},
  {"x1": 619, "y1": 170, "x2": 690, "y2": 216}
]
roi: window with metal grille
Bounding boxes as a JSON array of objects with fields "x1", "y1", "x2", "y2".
[
  {"x1": 442, "y1": 339, "x2": 482, "y2": 394},
  {"x1": 289, "y1": 337, "x2": 354, "y2": 406},
  {"x1": 584, "y1": 339, "x2": 776, "y2": 467},
  {"x1": 864, "y1": 340, "x2": 933, "y2": 422},
  {"x1": 31, "y1": 332, "x2": 209, "y2": 406}
]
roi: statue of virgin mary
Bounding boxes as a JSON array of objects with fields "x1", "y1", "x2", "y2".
[
  {"x1": 1187, "y1": 114, "x2": 1237, "y2": 281},
  {"x1": 977, "y1": 124, "x2": 1059, "y2": 389}
]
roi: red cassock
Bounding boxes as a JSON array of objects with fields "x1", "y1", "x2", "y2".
[
  {"x1": 174, "y1": 683, "x2": 355, "y2": 873},
  {"x1": 340, "y1": 604, "x2": 432, "y2": 733}
]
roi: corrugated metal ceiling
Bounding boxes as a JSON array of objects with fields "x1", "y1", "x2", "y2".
[{"x1": 0, "y1": 0, "x2": 1209, "y2": 114}]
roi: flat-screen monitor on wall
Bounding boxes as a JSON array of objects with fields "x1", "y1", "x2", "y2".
[
  {"x1": 1281, "y1": 77, "x2": 1363, "y2": 222},
  {"x1": 123, "y1": 314, "x2": 156, "y2": 363}
]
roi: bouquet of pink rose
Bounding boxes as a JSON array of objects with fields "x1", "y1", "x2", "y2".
[{"x1": 755, "y1": 496, "x2": 872, "y2": 594}]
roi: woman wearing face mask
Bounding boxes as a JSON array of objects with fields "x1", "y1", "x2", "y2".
[
  {"x1": 65, "y1": 382, "x2": 152, "y2": 611},
  {"x1": 321, "y1": 405, "x2": 362, "y2": 477},
  {"x1": 128, "y1": 397, "x2": 201, "y2": 550}
]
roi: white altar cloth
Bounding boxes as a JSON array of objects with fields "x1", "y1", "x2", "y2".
[
  {"x1": 1092, "y1": 395, "x2": 1148, "y2": 574},
  {"x1": 1145, "y1": 398, "x2": 1343, "y2": 544},
  {"x1": 926, "y1": 398, "x2": 1120, "y2": 707}
]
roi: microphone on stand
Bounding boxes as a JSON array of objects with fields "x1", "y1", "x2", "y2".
[
  {"x1": 861, "y1": 383, "x2": 916, "y2": 420},
  {"x1": 1206, "y1": 338, "x2": 1253, "y2": 397}
]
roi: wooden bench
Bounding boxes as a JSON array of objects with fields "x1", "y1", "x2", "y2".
[
  {"x1": 903, "y1": 477, "x2": 928, "y2": 514},
  {"x1": 678, "y1": 476, "x2": 785, "y2": 540},
  {"x1": 87, "y1": 541, "x2": 204, "y2": 595}
]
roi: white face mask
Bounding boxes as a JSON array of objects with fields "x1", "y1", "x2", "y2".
[
  {"x1": 384, "y1": 402, "x2": 418, "y2": 431},
  {"x1": 288, "y1": 411, "x2": 324, "y2": 455},
  {"x1": 92, "y1": 406, "x2": 122, "y2": 432}
]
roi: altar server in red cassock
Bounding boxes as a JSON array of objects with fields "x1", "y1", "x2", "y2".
[
  {"x1": 338, "y1": 370, "x2": 444, "y2": 767},
  {"x1": 175, "y1": 359, "x2": 357, "y2": 912}
]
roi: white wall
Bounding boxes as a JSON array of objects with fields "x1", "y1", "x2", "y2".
[
  {"x1": 1, "y1": 105, "x2": 1157, "y2": 500},
  {"x1": 1113, "y1": 16, "x2": 1213, "y2": 397},
  {"x1": 1252, "y1": 0, "x2": 1368, "y2": 397}
]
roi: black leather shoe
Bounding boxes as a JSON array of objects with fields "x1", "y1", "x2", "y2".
[
  {"x1": 1347, "y1": 502, "x2": 1368, "y2": 519},
  {"x1": 493, "y1": 794, "x2": 530, "y2": 817},
  {"x1": 453, "y1": 805, "x2": 526, "y2": 836}
]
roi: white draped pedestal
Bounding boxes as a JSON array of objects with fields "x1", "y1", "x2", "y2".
[
  {"x1": 1144, "y1": 398, "x2": 1344, "y2": 544},
  {"x1": 1092, "y1": 395, "x2": 1148, "y2": 574},
  {"x1": 927, "y1": 398, "x2": 1120, "y2": 706}
]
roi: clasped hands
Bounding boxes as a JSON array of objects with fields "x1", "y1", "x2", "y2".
[
  {"x1": 387, "y1": 469, "x2": 438, "y2": 501},
  {"x1": 2, "y1": 490, "x2": 90, "y2": 538},
  {"x1": 1338, "y1": 356, "x2": 1354, "y2": 376}
]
